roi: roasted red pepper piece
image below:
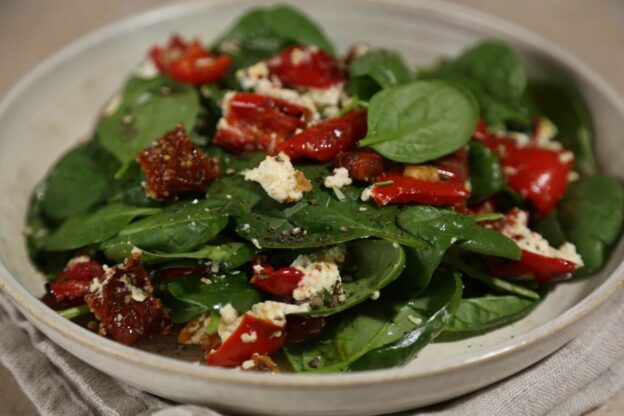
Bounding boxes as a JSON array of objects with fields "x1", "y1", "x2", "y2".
[
  {"x1": 371, "y1": 173, "x2": 469, "y2": 206},
  {"x1": 250, "y1": 258, "x2": 304, "y2": 296},
  {"x1": 473, "y1": 120, "x2": 573, "y2": 216},
  {"x1": 214, "y1": 92, "x2": 311, "y2": 153},
  {"x1": 205, "y1": 315, "x2": 285, "y2": 367},
  {"x1": 266, "y1": 45, "x2": 345, "y2": 89},
  {"x1": 490, "y1": 250, "x2": 577, "y2": 282},
  {"x1": 85, "y1": 258, "x2": 168, "y2": 345},
  {"x1": 149, "y1": 35, "x2": 231, "y2": 85},
  {"x1": 285, "y1": 316, "x2": 325, "y2": 343},
  {"x1": 274, "y1": 110, "x2": 367, "y2": 162},
  {"x1": 50, "y1": 256, "x2": 104, "y2": 302},
  {"x1": 334, "y1": 149, "x2": 388, "y2": 182},
  {"x1": 137, "y1": 125, "x2": 219, "y2": 201}
]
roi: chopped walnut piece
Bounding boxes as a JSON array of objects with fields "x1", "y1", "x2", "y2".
[
  {"x1": 137, "y1": 125, "x2": 219, "y2": 201},
  {"x1": 178, "y1": 313, "x2": 221, "y2": 351},
  {"x1": 241, "y1": 353, "x2": 281, "y2": 373},
  {"x1": 403, "y1": 165, "x2": 440, "y2": 182}
]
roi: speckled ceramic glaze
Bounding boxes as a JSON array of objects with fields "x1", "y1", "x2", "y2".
[{"x1": 1, "y1": 1, "x2": 623, "y2": 415}]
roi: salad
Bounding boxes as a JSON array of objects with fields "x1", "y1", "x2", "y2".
[{"x1": 26, "y1": 5, "x2": 624, "y2": 373}]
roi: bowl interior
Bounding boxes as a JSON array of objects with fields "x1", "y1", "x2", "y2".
[{"x1": 0, "y1": 0, "x2": 623, "y2": 379}]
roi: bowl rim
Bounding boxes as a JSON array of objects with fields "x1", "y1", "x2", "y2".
[{"x1": 1, "y1": 0, "x2": 624, "y2": 388}]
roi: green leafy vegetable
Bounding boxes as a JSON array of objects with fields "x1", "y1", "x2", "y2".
[
  {"x1": 358, "y1": 81, "x2": 478, "y2": 164},
  {"x1": 264, "y1": 5, "x2": 335, "y2": 55},
  {"x1": 42, "y1": 204, "x2": 160, "y2": 251},
  {"x1": 167, "y1": 272, "x2": 262, "y2": 322},
  {"x1": 439, "y1": 295, "x2": 537, "y2": 340},
  {"x1": 528, "y1": 80, "x2": 596, "y2": 175},
  {"x1": 97, "y1": 75, "x2": 199, "y2": 171},
  {"x1": 468, "y1": 140, "x2": 504, "y2": 202},
  {"x1": 305, "y1": 240, "x2": 405, "y2": 316},
  {"x1": 348, "y1": 50, "x2": 411, "y2": 99}
]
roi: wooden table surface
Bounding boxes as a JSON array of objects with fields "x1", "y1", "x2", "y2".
[{"x1": 1, "y1": 0, "x2": 623, "y2": 414}]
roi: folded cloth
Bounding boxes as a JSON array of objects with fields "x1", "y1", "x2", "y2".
[{"x1": 1, "y1": 287, "x2": 623, "y2": 416}]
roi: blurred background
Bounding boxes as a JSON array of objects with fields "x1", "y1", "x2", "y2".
[{"x1": 0, "y1": 0, "x2": 623, "y2": 414}]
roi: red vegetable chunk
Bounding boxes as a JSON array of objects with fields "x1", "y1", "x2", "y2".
[
  {"x1": 149, "y1": 34, "x2": 231, "y2": 85},
  {"x1": 473, "y1": 120, "x2": 573, "y2": 216},
  {"x1": 206, "y1": 315, "x2": 285, "y2": 367},
  {"x1": 274, "y1": 110, "x2": 367, "y2": 162},
  {"x1": 250, "y1": 258, "x2": 304, "y2": 296},
  {"x1": 334, "y1": 149, "x2": 388, "y2": 183},
  {"x1": 490, "y1": 250, "x2": 577, "y2": 283},
  {"x1": 85, "y1": 258, "x2": 168, "y2": 345},
  {"x1": 50, "y1": 255, "x2": 104, "y2": 302},
  {"x1": 371, "y1": 173, "x2": 469, "y2": 207},
  {"x1": 266, "y1": 45, "x2": 345, "y2": 89},
  {"x1": 286, "y1": 316, "x2": 325, "y2": 343},
  {"x1": 137, "y1": 125, "x2": 219, "y2": 201},
  {"x1": 214, "y1": 92, "x2": 311, "y2": 153}
]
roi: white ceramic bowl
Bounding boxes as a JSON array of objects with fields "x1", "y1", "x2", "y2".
[{"x1": 1, "y1": 1, "x2": 623, "y2": 415}]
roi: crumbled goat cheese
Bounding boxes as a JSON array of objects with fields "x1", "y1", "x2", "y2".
[
  {"x1": 218, "y1": 304, "x2": 241, "y2": 342},
  {"x1": 134, "y1": 59, "x2": 159, "y2": 79},
  {"x1": 370, "y1": 291, "x2": 381, "y2": 300},
  {"x1": 67, "y1": 255, "x2": 91, "y2": 267},
  {"x1": 240, "y1": 331, "x2": 258, "y2": 344},
  {"x1": 290, "y1": 247, "x2": 346, "y2": 302},
  {"x1": 559, "y1": 151, "x2": 574, "y2": 164},
  {"x1": 182, "y1": 314, "x2": 213, "y2": 345},
  {"x1": 236, "y1": 61, "x2": 269, "y2": 90},
  {"x1": 249, "y1": 301, "x2": 310, "y2": 327},
  {"x1": 244, "y1": 153, "x2": 312, "y2": 203},
  {"x1": 500, "y1": 209, "x2": 584, "y2": 266},
  {"x1": 200, "y1": 277, "x2": 213, "y2": 286},
  {"x1": 241, "y1": 359, "x2": 256, "y2": 370},
  {"x1": 534, "y1": 117, "x2": 561, "y2": 150},
  {"x1": 130, "y1": 247, "x2": 143, "y2": 258},
  {"x1": 120, "y1": 275, "x2": 148, "y2": 302},
  {"x1": 361, "y1": 187, "x2": 373, "y2": 201},
  {"x1": 241, "y1": 223, "x2": 251, "y2": 232},
  {"x1": 251, "y1": 238, "x2": 262, "y2": 249},
  {"x1": 408, "y1": 315, "x2": 423, "y2": 326},
  {"x1": 323, "y1": 167, "x2": 352, "y2": 189}
]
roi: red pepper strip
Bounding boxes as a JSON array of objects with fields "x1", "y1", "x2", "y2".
[
  {"x1": 371, "y1": 173, "x2": 469, "y2": 206},
  {"x1": 473, "y1": 120, "x2": 573, "y2": 216},
  {"x1": 149, "y1": 35, "x2": 231, "y2": 85},
  {"x1": 214, "y1": 92, "x2": 311, "y2": 153},
  {"x1": 205, "y1": 315, "x2": 285, "y2": 367},
  {"x1": 266, "y1": 45, "x2": 345, "y2": 89},
  {"x1": 274, "y1": 110, "x2": 367, "y2": 162},
  {"x1": 250, "y1": 258, "x2": 304, "y2": 296},
  {"x1": 50, "y1": 256, "x2": 104, "y2": 302},
  {"x1": 285, "y1": 316, "x2": 325, "y2": 343},
  {"x1": 489, "y1": 249, "x2": 577, "y2": 283},
  {"x1": 157, "y1": 267, "x2": 206, "y2": 281}
]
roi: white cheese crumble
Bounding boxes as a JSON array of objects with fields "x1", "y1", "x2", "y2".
[
  {"x1": 241, "y1": 359, "x2": 256, "y2": 370},
  {"x1": 408, "y1": 315, "x2": 423, "y2": 326},
  {"x1": 243, "y1": 153, "x2": 312, "y2": 203},
  {"x1": 67, "y1": 255, "x2": 91, "y2": 267},
  {"x1": 361, "y1": 187, "x2": 373, "y2": 202},
  {"x1": 240, "y1": 331, "x2": 258, "y2": 344},
  {"x1": 370, "y1": 290, "x2": 381, "y2": 301},
  {"x1": 119, "y1": 275, "x2": 148, "y2": 302},
  {"x1": 323, "y1": 167, "x2": 352, "y2": 189},
  {"x1": 249, "y1": 301, "x2": 310, "y2": 327},
  {"x1": 217, "y1": 303, "x2": 241, "y2": 342},
  {"x1": 290, "y1": 246, "x2": 346, "y2": 302},
  {"x1": 251, "y1": 238, "x2": 262, "y2": 249},
  {"x1": 134, "y1": 59, "x2": 159, "y2": 79},
  {"x1": 499, "y1": 209, "x2": 584, "y2": 267}
]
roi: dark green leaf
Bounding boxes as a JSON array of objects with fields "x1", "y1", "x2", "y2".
[
  {"x1": 167, "y1": 272, "x2": 262, "y2": 321},
  {"x1": 359, "y1": 81, "x2": 478, "y2": 164},
  {"x1": 264, "y1": 5, "x2": 335, "y2": 54},
  {"x1": 528, "y1": 80, "x2": 596, "y2": 175},
  {"x1": 348, "y1": 50, "x2": 411, "y2": 98},
  {"x1": 557, "y1": 176, "x2": 624, "y2": 275},
  {"x1": 439, "y1": 295, "x2": 537, "y2": 340},
  {"x1": 468, "y1": 140, "x2": 504, "y2": 202},
  {"x1": 97, "y1": 75, "x2": 199, "y2": 170},
  {"x1": 42, "y1": 204, "x2": 160, "y2": 251},
  {"x1": 305, "y1": 240, "x2": 405, "y2": 316},
  {"x1": 533, "y1": 210, "x2": 567, "y2": 248}
]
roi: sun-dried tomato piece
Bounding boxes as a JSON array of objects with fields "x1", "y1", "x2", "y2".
[
  {"x1": 213, "y1": 92, "x2": 311, "y2": 153},
  {"x1": 266, "y1": 45, "x2": 345, "y2": 89},
  {"x1": 85, "y1": 258, "x2": 168, "y2": 345},
  {"x1": 50, "y1": 255, "x2": 105, "y2": 302},
  {"x1": 137, "y1": 125, "x2": 219, "y2": 201},
  {"x1": 334, "y1": 149, "x2": 388, "y2": 183},
  {"x1": 285, "y1": 315, "x2": 325, "y2": 343}
]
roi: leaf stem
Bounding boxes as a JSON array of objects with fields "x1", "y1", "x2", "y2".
[{"x1": 58, "y1": 304, "x2": 91, "y2": 320}]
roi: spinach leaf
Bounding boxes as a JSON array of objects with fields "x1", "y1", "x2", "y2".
[
  {"x1": 533, "y1": 210, "x2": 567, "y2": 248},
  {"x1": 439, "y1": 295, "x2": 537, "y2": 340},
  {"x1": 358, "y1": 81, "x2": 478, "y2": 164},
  {"x1": 167, "y1": 272, "x2": 262, "y2": 322},
  {"x1": 160, "y1": 291, "x2": 207, "y2": 324},
  {"x1": 426, "y1": 41, "x2": 531, "y2": 127},
  {"x1": 305, "y1": 240, "x2": 405, "y2": 316},
  {"x1": 97, "y1": 75, "x2": 199, "y2": 171},
  {"x1": 264, "y1": 5, "x2": 335, "y2": 55},
  {"x1": 39, "y1": 143, "x2": 110, "y2": 221},
  {"x1": 102, "y1": 240, "x2": 254, "y2": 269},
  {"x1": 104, "y1": 199, "x2": 229, "y2": 253},
  {"x1": 349, "y1": 267, "x2": 463, "y2": 370},
  {"x1": 348, "y1": 50, "x2": 412, "y2": 99},
  {"x1": 233, "y1": 183, "x2": 424, "y2": 249},
  {"x1": 468, "y1": 140, "x2": 504, "y2": 202},
  {"x1": 528, "y1": 80, "x2": 596, "y2": 175},
  {"x1": 397, "y1": 206, "x2": 520, "y2": 260},
  {"x1": 557, "y1": 176, "x2": 624, "y2": 275},
  {"x1": 42, "y1": 205, "x2": 160, "y2": 251}
]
